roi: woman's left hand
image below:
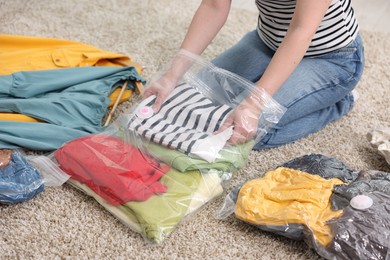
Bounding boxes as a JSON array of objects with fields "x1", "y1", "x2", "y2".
[{"x1": 217, "y1": 96, "x2": 262, "y2": 144}]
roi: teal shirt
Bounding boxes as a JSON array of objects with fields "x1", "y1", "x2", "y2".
[{"x1": 0, "y1": 66, "x2": 144, "y2": 150}]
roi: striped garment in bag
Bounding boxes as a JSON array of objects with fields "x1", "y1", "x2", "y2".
[{"x1": 128, "y1": 83, "x2": 234, "y2": 162}]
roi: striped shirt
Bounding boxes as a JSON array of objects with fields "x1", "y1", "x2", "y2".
[
  {"x1": 128, "y1": 83, "x2": 233, "y2": 162},
  {"x1": 255, "y1": 0, "x2": 359, "y2": 56}
]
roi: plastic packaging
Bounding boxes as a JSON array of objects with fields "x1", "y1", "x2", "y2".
[
  {"x1": 0, "y1": 149, "x2": 69, "y2": 204},
  {"x1": 327, "y1": 191, "x2": 390, "y2": 260},
  {"x1": 367, "y1": 126, "x2": 390, "y2": 166},
  {"x1": 217, "y1": 154, "x2": 390, "y2": 259},
  {"x1": 36, "y1": 51, "x2": 286, "y2": 244}
]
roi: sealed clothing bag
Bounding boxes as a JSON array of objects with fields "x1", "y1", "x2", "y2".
[
  {"x1": 217, "y1": 153, "x2": 390, "y2": 260},
  {"x1": 0, "y1": 149, "x2": 69, "y2": 204},
  {"x1": 41, "y1": 50, "x2": 286, "y2": 244}
]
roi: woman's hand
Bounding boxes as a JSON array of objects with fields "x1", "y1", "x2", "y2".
[
  {"x1": 142, "y1": 73, "x2": 178, "y2": 112},
  {"x1": 218, "y1": 95, "x2": 263, "y2": 144}
]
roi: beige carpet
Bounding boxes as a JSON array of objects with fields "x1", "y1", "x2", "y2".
[{"x1": 1, "y1": 0, "x2": 389, "y2": 259}]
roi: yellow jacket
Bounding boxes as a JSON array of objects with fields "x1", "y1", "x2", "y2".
[
  {"x1": 0, "y1": 34, "x2": 142, "y2": 75},
  {"x1": 0, "y1": 34, "x2": 143, "y2": 122},
  {"x1": 235, "y1": 167, "x2": 344, "y2": 246}
]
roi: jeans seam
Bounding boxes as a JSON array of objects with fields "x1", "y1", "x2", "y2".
[{"x1": 284, "y1": 65, "x2": 360, "y2": 113}]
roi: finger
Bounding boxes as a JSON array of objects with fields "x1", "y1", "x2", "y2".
[
  {"x1": 229, "y1": 132, "x2": 247, "y2": 144},
  {"x1": 229, "y1": 125, "x2": 256, "y2": 144},
  {"x1": 241, "y1": 124, "x2": 257, "y2": 140},
  {"x1": 214, "y1": 115, "x2": 233, "y2": 135},
  {"x1": 142, "y1": 88, "x2": 156, "y2": 99},
  {"x1": 152, "y1": 94, "x2": 166, "y2": 112},
  {"x1": 229, "y1": 127, "x2": 248, "y2": 144}
]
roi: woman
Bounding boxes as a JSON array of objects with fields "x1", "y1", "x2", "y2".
[{"x1": 143, "y1": 0, "x2": 365, "y2": 149}]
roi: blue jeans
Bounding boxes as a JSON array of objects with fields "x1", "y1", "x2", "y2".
[{"x1": 211, "y1": 30, "x2": 365, "y2": 149}]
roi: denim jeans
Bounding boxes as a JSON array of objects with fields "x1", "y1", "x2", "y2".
[{"x1": 211, "y1": 30, "x2": 365, "y2": 149}]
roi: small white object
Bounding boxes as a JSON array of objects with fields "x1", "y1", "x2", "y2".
[
  {"x1": 190, "y1": 126, "x2": 234, "y2": 163},
  {"x1": 350, "y1": 194, "x2": 373, "y2": 210},
  {"x1": 136, "y1": 106, "x2": 154, "y2": 119},
  {"x1": 351, "y1": 89, "x2": 360, "y2": 102}
]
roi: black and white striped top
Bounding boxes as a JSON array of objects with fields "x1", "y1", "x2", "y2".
[
  {"x1": 128, "y1": 83, "x2": 233, "y2": 161},
  {"x1": 256, "y1": 0, "x2": 359, "y2": 56}
]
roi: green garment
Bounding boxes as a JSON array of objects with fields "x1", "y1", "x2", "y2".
[
  {"x1": 68, "y1": 167, "x2": 223, "y2": 243},
  {"x1": 124, "y1": 168, "x2": 201, "y2": 242},
  {"x1": 141, "y1": 140, "x2": 255, "y2": 172}
]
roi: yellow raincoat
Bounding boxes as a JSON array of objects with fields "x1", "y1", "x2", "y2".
[{"x1": 235, "y1": 167, "x2": 344, "y2": 246}]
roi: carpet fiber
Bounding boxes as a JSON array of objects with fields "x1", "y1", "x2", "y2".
[{"x1": 1, "y1": 0, "x2": 389, "y2": 259}]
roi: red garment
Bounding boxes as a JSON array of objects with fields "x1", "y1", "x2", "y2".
[{"x1": 54, "y1": 134, "x2": 169, "y2": 205}]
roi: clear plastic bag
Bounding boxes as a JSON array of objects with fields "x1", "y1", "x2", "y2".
[
  {"x1": 126, "y1": 49, "x2": 286, "y2": 158},
  {"x1": 0, "y1": 149, "x2": 69, "y2": 204},
  {"x1": 37, "y1": 51, "x2": 286, "y2": 244}
]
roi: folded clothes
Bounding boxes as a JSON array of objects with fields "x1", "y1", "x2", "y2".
[
  {"x1": 0, "y1": 150, "x2": 44, "y2": 204},
  {"x1": 68, "y1": 168, "x2": 224, "y2": 243},
  {"x1": 55, "y1": 134, "x2": 170, "y2": 205},
  {"x1": 143, "y1": 139, "x2": 254, "y2": 173},
  {"x1": 235, "y1": 167, "x2": 344, "y2": 246},
  {"x1": 0, "y1": 66, "x2": 144, "y2": 150},
  {"x1": 128, "y1": 83, "x2": 233, "y2": 163}
]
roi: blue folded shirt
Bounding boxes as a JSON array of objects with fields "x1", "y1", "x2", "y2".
[{"x1": 0, "y1": 150, "x2": 44, "y2": 204}]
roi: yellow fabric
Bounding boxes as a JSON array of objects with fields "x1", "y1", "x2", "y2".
[
  {"x1": 0, "y1": 113, "x2": 43, "y2": 123},
  {"x1": 0, "y1": 34, "x2": 142, "y2": 75},
  {"x1": 108, "y1": 88, "x2": 133, "y2": 107},
  {"x1": 0, "y1": 88, "x2": 133, "y2": 123},
  {"x1": 235, "y1": 167, "x2": 344, "y2": 246},
  {"x1": 0, "y1": 34, "x2": 142, "y2": 123}
]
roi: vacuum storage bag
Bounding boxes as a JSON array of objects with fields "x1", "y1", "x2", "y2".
[{"x1": 217, "y1": 154, "x2": 390, "y2": 259}]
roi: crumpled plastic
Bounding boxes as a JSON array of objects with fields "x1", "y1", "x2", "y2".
[
  {"x1": 218, "y1": 154, "x2": 390, "y2": 260},
  {"x1": 234, "y1": 167, "x2": 344, "y2": 246},
  {"x1": 0, "y1": 149, "x2": 44, "y2": 204},
  {"x1": 54, "y1": 134, "x2": 171, "y2": 205},
  {"x1": 327, "y1": 191, "x2": 390, "y2": 260},
  {"x1": 330, "y1": 169, "x2": 390, "y2": 210},
  {"x1": 367, "y1": 126, "x2": 390, "y2": 166},
  {"x1": 280, "y1": 153, "x2": 358, "y2": 183}
]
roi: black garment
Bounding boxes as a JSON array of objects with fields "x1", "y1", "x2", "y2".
[
  {"x1": 227, "y1": 154, "x2": 389, "y2": 259},
  {"x1": 331, "y1": 170, "x2": 390, "y2": 210},
  {"x1": 280, "y1": 153, "x2": 358, "y2": 183},
  {"x1": 327, "y1": 191, "x2": 390, "y2": 260}
]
